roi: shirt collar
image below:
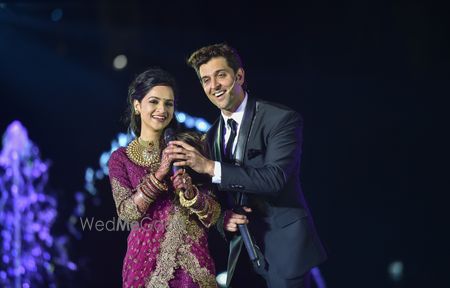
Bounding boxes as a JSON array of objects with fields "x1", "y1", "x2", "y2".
[{"x1": 221, "y1": 93, "x2": 248, "y2": 127}]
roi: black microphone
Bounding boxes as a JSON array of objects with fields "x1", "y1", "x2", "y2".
[
  {"x1": 163, "y1": 128, "x2": 181, "y2": 176},
  {"x1": 233, "y1": 204, "x2": 261, "y2": 267}
]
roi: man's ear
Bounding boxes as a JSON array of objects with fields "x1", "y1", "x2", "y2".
[{"x1": 236, "y1": 68, "x2": 245, "y2": 83}]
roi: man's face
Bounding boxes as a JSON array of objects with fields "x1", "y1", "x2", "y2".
[{"x1": 198, "y1": 57, "x2": 245, "y2": 115}]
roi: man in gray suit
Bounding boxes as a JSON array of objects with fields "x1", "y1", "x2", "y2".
[{"x1": 168, "y1": 43, "x2": 327, "y2": 288}]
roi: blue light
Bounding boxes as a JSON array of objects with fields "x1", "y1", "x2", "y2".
[
  {"x1": 85, "y1": 167, "x2": 94, "y2": 182},
  {"x1": 50, "y1": 9, "x2": 63, "y2": 22},
  {"x1": 176, "y1": 112, "x2": 186, "y2": 123},
  {"x1": 388, "y1": 261, "x2": 404, "y2": 282},
  {"x1": 95, "y1": 170, "x2": 104, "y2": 180},
  {"x1": 118, "y1": 133, "x2": 128, "y2": 147},
  {"x1": 99, "y1": 152, "x2": 110, "y2": 167},
  {"x1": 195, "y1": 118, "x2": 211, "y2": 132},
  {"x1": 185, "y1": 116, "x2": 195, "y2": 128}
]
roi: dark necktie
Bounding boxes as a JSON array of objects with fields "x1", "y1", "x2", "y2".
[{"x1": 225, "y1": 118, "x2": 237, "y2": 162}]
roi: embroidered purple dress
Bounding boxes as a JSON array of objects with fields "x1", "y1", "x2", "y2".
[{"x1": 108, "y1": 146, "x2": 220, "y2": 288}]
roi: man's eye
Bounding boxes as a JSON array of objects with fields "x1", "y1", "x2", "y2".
[
  {"x1": 218, "y1": 73, "x2": 226, "y2": 78},
  {"x1": 149, "y1": 100, "x2": 158, "y2": 104},
  {"x1": 165, "y1": 102, "x2": 174, "y2": 107}
]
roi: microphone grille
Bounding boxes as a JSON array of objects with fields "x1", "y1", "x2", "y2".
[{"x1": 163, "y1": 128, "x2": 175, "y2": 145}]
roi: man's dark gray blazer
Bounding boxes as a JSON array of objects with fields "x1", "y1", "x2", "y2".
[{"x1": 207, "y1": 96, "x2": 327, "y2": 282}]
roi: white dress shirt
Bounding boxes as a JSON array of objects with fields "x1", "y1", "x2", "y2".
[{"x1": 212, "y1": 94, "x2": 248, "y2": 183}]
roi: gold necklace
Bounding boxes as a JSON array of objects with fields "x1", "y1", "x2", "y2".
[{"x1": 126, "y1": 138, "x2": 161, "y2": 168}]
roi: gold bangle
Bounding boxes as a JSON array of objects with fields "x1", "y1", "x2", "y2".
[
  {"x1": 150, "y1": 173, "x2": 168, "y2": 191},
  {"x1": 195, "y1": 201, "x2": 210, "y2": 219},
  {"x1": 136, "y1": 191, "x2": 153, "y2": 205},
  {"x1": 142, "y1": 191, "x2": 154, "y2": 204},
  {"x1": 138, "y1": 181, "x2": 158, "y2": 200},
  {"x1": 179, "y1": 187, "x2": 199, "y2": 208}
]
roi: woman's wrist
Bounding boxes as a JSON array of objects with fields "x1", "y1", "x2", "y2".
[
  {"x1": 154, "y1": 170, "x2": 165, "y2": 182},
  {"x1": 149, "y1": 173, "x2": 168, "y2": 191}
]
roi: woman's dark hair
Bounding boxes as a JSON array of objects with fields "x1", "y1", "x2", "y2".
[
  {"x1": 174, "y1": 131, "x2": 206, "y2": 156},
  {"x1": 126, "y1": 67, "x2": 179, "y2": 137}
]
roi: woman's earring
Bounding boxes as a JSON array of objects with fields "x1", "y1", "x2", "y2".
[{"x1": 135, "y1": 110, "x2": 140, "y2": 115}]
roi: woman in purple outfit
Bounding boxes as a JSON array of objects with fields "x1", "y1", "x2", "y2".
[{"x1": 108, "y1": 68, "x2": 220, "y2": 288}]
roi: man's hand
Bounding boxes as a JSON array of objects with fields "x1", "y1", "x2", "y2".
[
  {"x1": 224, "y1": 207, "x2": 252, "y2": 232},
  {"x1": 166, "y1": 140, "x2": 215, "y2": 176}
]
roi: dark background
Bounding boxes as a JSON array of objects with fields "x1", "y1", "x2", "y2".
[{"x1": 1, "y1": 1, "x2": 447, "y2": 287}]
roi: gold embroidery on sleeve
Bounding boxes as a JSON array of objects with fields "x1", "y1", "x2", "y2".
[
  {"x1": 179, "y1": 189, "x2": 221, "y2": 228},
  {"x1": 111, "y1": 178, "x2": 144, "y2": 223}
]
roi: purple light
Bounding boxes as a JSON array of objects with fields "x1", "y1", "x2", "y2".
[
  {"x1": 67, "y1": 261, "x2": 77, "y2": 271},
  {"x1": 0, "y1": 121, "x2": 29, "y2": 163},
  {"x1": 31, "y1": 247, "x2": 41, "y2": 257},
  {"x1": 0, "y1": 121, "x2": 75, "y2": 286},
  {"x1": 24, "y1": 258, "x2": 36, "y2": 271}
]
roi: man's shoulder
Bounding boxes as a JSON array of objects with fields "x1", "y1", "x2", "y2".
[{"x1": 256, "y1": 99, "x2": 301, "y2": 121}]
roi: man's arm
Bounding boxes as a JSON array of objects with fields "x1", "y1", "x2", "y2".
[
  {"x1": 220, "y1": 111, "x2": 302, "y2": 196},
  {"x1": 169, "y1": 111, "x2": 302, "y2": 197}
]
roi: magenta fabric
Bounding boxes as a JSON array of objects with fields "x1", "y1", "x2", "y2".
[{"x1": 108, "y1": 147, "x2": 217, "y2": 288}]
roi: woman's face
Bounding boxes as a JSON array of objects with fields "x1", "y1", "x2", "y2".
[{"x1": 134, "y1": 85, "x2": 175, "y2": 135}]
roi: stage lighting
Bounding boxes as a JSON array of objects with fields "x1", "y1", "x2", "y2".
[
  {"x1": 113, "y1": 54, "x2": 127, "y2": 70},
  {"x1": 176, "y1": 112, "x2": 186, "y2": 123},
  {"x1": 216, "y1": 271, "x2": 227, "y2": 287},
  {"x1": 195, "y1": 118, "x2": 210, "y2": 132},
  {"x1": 388, "y1": 260, "x2": 404, "y2": 282},
  {"x1": 51, "y1": 8, "x2": 63, "y2": 22}
]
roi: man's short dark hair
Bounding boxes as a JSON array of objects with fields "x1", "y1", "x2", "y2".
[{"x1": 187, "y1": 43, "x2": 244, "y2": 75}]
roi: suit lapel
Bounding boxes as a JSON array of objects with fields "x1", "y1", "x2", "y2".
[
  {"x1": 208, "y1": 117, "x2": 224, "y2": 162},
  {"x1": 208, "y1": 98, "x2": 259, "y2": 287},
  {"x1": 233, "y1": 97, "x2": 257, "y2": 166},
  {"x1": 233, "y1": 97, "x2": 257, "y2": 205}
]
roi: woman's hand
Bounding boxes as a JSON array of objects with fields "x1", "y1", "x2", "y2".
[
  {"x1": 170, "y1": 169, "x2": 196, "y2": 200},
  {"x1": 154, "y1": 144, "x2": 180, "y2": 181}
]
